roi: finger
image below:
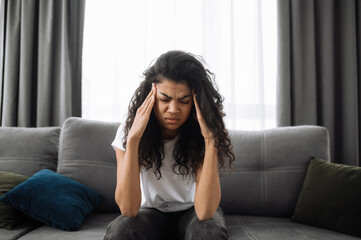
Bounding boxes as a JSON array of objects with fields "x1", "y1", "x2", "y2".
[
  {"x1": 146, "y1": 95, "x2": 155, "y2": 114},
  {"x1": 145, "y1": 84, "x2": 156, "y2": 113},
  {"x1": 153, "y1": 84, "x2": 157, "y2": 98},
  {"x1": 142, "y1": 84, "x2": 155, "y2": 105},
  {"x1": 143, "y1": 87, "x2": 156, "y2": 114},
  {"x1": 140, "y1": 95, "x2": 153, "y2": 115},
  {"x1": 146, "y1": 83, "x2": 155, "y2": 100}
]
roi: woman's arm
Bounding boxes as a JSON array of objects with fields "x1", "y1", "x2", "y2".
[
  {"x1": 194, "y1": 138, "x2": 221, "y2": 220},
  {"x1": 114, "y1": 138, "x2": 141, "y2": 217},
  {"x1": 192, "y1": 92, "x2": 221, "y2": 220},
  {"x1": 114, "y1": 84, "x2": 156, "y2": 217}
]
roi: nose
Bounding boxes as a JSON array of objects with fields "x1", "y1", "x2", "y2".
[{"x1": 167, "y1": 101, "x2": 180, "y2": 113}]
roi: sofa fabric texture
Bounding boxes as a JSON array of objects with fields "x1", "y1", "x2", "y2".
[
  {"x1": 0, "y1": 127, "x2": 61, "y2": 177},
  {"x1": 221, "y1": 126, "x2": 330, "y2": 217},
  {"x1": 57, "y1": 118, "x2": 120, "y2": 213},
  {"x1": 0, "y1": 117, "x2": 358, "y2": 240},
  {"x1": 226, "y1": 215, "x2": 361, "y2": 240}
]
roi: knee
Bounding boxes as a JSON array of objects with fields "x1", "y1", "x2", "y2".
[
  {"x1": 183, "y1": 210, "x2": 229, "y2": 240},
  {"x1": 187, "y1": 218, "x2": 217, "y2": 234},
  {"x1": 104, "y1": 215, "x2": 146, "y2": 240},
  {"x1": 185, "y1": 219, "x2": 229, "y2": 240}
]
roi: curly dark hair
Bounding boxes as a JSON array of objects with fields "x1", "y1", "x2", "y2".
[{"x1": 123, "y1": 50, "x2": 235, "y2": 180}]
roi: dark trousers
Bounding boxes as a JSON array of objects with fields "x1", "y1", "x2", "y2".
[{"x1": 104, "y1": 206, "x2": 229, "y2": 240}]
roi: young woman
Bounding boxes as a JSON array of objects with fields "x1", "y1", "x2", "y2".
[{"x1": 104, "y1": 50, "x2": 235, "y2": 240}]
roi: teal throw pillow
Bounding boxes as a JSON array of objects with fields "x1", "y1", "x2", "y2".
[
  {"x1": 292, "y1": 158, "x2": 361, "y2": 238},
  {"x1": 0, "y1": 169, "x2": 103, "y2": 231}
]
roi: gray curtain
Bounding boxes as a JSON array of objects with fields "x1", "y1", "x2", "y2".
[
  {"x1": 0, "y1": 0, "x2": 85, "y2": 127},
  {"x1": 277, "y1": 0, "x2": 360, "y2": 166}
]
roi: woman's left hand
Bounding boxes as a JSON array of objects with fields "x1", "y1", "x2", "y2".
[{"x1": 193, "y1": 91, "x2": 214, "y2": 140}]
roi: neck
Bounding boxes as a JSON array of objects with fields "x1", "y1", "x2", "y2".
[{"x1": 161, "y1": 129, "x2": 179, "y2": 140}]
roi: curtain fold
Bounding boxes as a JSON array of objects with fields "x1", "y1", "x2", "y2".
[
  {"x1": 0, "y1": 0, "x2": 85, "y2": 127},
  {"x1": 277, "y1": 0, "x2": 360, "y2": 165}
]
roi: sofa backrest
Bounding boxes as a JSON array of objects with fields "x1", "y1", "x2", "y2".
[
  {"x1": 57, "y1": 118, "x2": 330, "y2": 216},
  {"x1": 57, "y1": 117, "x2": 119, "y2": 213},
  {"x1": 0, "y1": 127, "x2": 60, "y2": 176},
  {"x1": 220, "y1": 126, "x2": 330, "y2": 217}
]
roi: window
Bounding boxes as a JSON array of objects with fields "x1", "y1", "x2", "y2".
[{"x1": 82, "y1": 0, "x2": 277, "y2": 130}]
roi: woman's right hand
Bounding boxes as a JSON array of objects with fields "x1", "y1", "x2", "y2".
[{"x1": 128, "y1": 83, "x2": 157, "y2": 141}]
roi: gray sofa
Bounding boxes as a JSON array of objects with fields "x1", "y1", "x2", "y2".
[{"x1": 0, "y1": 117, "x2": 359, "y2": 240}]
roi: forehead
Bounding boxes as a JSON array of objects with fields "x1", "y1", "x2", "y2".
[{"x1": 156, "y1": 79, "x2": 191, "y2": 95}]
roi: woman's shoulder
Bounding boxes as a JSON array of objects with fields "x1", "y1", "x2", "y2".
[{"x1": 111, "y1": 113, "x2": 128, "y2": 151}]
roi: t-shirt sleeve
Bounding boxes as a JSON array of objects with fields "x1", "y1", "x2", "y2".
[{"x1": 111, "y1": 123, "x2": 126, "y2": 151}]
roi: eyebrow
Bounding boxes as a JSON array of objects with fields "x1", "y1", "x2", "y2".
[{"x1": 159, "y1": 92, "x2": 192, "y2": 100}]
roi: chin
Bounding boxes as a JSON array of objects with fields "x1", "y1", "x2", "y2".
[
  {"x1": 162, "y1": 120, "x2": 184, "y2": 131},
  {"x1": 163, "y1": 124, "x2": 181, "y2": 131}
]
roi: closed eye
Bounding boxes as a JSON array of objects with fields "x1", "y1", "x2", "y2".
[{"x1": 160, "y1": 99, "x2": 189, "y2": 104}]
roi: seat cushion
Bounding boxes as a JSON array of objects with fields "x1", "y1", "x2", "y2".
[
  {"x1": 14, "y1": 214, "x2": 360, "y2": 240},
  {"x1": 16, "y1": 213, "x2": 119, "y2": 240},
  {"x1": 225, "y1": 215, "x2": 360, "y2": 240},
  {"x1": 0, "y1": 221, "x2": 40, "y2": 240}
]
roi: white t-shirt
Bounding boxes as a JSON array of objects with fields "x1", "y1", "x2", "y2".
[{"x1": 111, "y1": 124, "x2": 196, "y2": 212}]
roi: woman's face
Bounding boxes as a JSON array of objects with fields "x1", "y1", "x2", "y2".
[{"x1": 154, "y1": 78, "x2": 193, "y2": 140}]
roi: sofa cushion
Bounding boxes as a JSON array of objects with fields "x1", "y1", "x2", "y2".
[
  {"x1": 225, "y1": 215, "x2": 360, "y2": 240},
  {"x1": 0, "y1": 222, "x2": 40, "y2": 240},
  {"x1": 0, "y1": 171, "x2": 30, "y2": 229},
  {"x1": 0, "y1": 169, "x2": 103, "y2": 231},
  {"x1": 220, "y1": 126, "x2": 330, "y2": 217},
  {"x1": 57, "y1": 117, "x2": 120, "y2": 213},
  {"x1": 292, "y1": 158, "x2": 361, "y2": 238},
  {"x1": 0, "y1": 127, "x2": 60, "y2": 176},
  {"x1": 15, "y1": 213, "x2": 119, "y2": 240}
]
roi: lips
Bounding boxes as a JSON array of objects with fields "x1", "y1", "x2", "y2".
[{"x1": 165, "y1": 118, "x2": 180, "y2": 124}]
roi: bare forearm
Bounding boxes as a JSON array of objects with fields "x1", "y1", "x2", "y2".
[
  {"x1": 194, "y1": 138, "x2": 221, "y2": 220},
  {"x1": 115, "y1": 137, "x2": 141, "y2": 216}
]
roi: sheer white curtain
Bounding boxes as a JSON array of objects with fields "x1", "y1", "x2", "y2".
[{"x1": 82, "y1": 0, "x2": 277, "y2": 130}]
